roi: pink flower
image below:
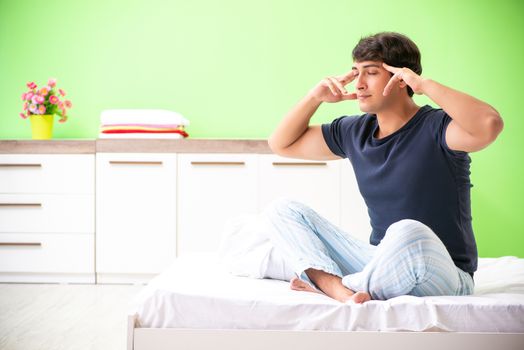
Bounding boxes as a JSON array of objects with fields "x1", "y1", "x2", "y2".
[
  {"x1": 20, "y1": 79, "x2": 72, "y2": 123},
  {"x1": 32, "y1": 95, "x2": 44, "y2": 104}
]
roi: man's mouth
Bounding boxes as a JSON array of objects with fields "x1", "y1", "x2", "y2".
[{"x1": 357, "y1": 94, "x2": 371, "y2": 100}]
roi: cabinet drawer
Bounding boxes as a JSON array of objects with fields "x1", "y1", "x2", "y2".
[
  {"x1": 0, "y1": 233, "x2": 94, "y2": 274},
  {"x1": 0, "y1": 154, "x2": 94, "y2": 194},
  {"x1": 0, "y1": 194, "x2": 94, "y2": 233}
]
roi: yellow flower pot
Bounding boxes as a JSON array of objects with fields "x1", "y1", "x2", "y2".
[{"x1": 29, "y1": 114, "x2": 54, "y2": 140}]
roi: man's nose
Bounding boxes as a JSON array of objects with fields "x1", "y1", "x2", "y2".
[{"x1": 355, "y1": 74, "x2": 365, "y2": 89}]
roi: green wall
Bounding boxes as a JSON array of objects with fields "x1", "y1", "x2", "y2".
[{"x1": 1, "y1": 0, "x2": 523, "y2": 258}]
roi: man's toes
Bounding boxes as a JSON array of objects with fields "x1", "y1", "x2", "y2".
[
  {"x1": 290, "y1": 278, "x2": 320, "y2": 293},
  {"x1": 352, "y1": 291, "x2": 371, "y2": 304},
  {"x1": 290, "y1": 277, "x2": 302, "y2": 289}
]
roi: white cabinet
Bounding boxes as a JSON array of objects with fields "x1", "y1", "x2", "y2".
[
  {"x1": 177, "y1": 154, "x2": 258, "y2": 255},
  {"x1": 0, "y1": 144, "x2": 372, "y2": 284},
  {"x1": 96, "y1": 153, "x2": 177, "y2": 284},
  {"x1": 177, "y1": 154, "x2": 370, "y2": 256},
  {"x1": 258, "y1": 154, "x2": 341, "y2": 227},
  {"x1": 340, "y1": 160, "x2": 372, "y2": 243},
  {"x1": 0, "y1": 154, "x2": 95, "y2": 283}
]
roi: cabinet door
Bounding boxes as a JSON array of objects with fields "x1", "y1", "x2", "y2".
[
  {"x1": 340, "y1": 160, "x2": 372, "y2": 243},
  {"x1": 177, "y1": 154, "x2": 258, "y2": 255},
  {"x1": 96, "y1": 153, "x2": 177, "y2": 283},
  {"x1": 258, "y1": 155, "x2": 341, "y2": 227}
]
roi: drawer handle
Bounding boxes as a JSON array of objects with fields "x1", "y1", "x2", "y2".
[
  {"x1": 272, "y1": 162, "x2": 327, "y2": 166},
  {"x1": 0, "y1": 242, "x2": 42, "y2": 247},
  {"x1": 191, "y1": 161, "x2": 245, "y2": 166},
  {"x1": 0, "y1": 203, "x2": 42, "y2": 207},
  {"x1": 109, "y1": 161, "x2": 163, "y2": 165},
  {"x1": 0, "y1": 163, "x2": 42, "y2": 168}
]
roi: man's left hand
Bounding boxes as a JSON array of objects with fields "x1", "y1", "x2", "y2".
[{"x1": 382, "y1": 63, "x2": 425, "y2": 96}]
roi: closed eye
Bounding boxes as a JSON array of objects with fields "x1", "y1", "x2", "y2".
[{"x1": 353, "y1": 71, "x2": 379, "y2": 77}]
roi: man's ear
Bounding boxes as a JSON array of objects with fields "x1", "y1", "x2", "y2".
[{"x1": 398, "y1": 79, "x2": 408, "y2": 89}]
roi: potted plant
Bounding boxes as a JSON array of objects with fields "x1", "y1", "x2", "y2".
[{"x1": 20, "y1": 78, "x2": 72, "y2": 139}]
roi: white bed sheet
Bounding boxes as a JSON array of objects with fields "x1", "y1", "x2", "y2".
[{"x1": 131, "y1": 254, "x2": 524, "y2": 333}]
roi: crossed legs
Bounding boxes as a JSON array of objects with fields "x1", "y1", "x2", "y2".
[{"x1": 262, "y1": 198, "x2": 474, "y2": 303}]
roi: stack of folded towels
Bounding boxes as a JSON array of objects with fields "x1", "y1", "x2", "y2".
[{"x1": 98, "y1": 109, "x2": 189, "y2": 139}]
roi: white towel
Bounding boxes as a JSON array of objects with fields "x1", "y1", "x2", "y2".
[{"x1": 100, "y1": 109, "x2": 190, "y2": 126}]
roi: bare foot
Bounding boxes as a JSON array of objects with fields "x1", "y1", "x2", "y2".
[
  {"x1": 304, "y1": 269, "x2": 357, "y2": 303},
  {"x1": 350, "y1": 291, "x2": 371, "y2": 304},
  {"x1": 290, "y1": 277, "x2": 323, "y2": 295},
  {"x1": 290, "y1": 272, "x2": 372, "y2": 304}
]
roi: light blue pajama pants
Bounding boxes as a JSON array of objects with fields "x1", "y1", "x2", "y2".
[{"x1": 261, "y1": 198, "x2": 474, "y2": 300}]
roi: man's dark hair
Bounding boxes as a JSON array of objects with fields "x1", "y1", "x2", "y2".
[{"x1": 352, "y1": 32, "x2": 422, "y2": 97}]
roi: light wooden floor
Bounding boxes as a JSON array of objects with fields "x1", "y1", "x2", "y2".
[{"x1": 0, "y1": 283, "x2": 143, "y2": 350}]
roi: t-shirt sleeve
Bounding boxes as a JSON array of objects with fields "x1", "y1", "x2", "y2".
[
  {"x1": 431, "y1": 109, "x2": 468, "y2": 157},
  {"x1": 321, "y1": 116, "x2": 353, "y2": 159}
]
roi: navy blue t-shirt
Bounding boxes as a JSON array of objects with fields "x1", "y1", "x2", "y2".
[{"x1": 321, "y1": 105, "x2": 477, "y2": 274}]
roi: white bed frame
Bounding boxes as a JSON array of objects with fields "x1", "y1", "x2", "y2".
[{"x1": 126, "y1": 313, "x2": 524, "y2": 350}]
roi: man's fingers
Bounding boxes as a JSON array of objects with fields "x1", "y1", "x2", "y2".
[
  {"x1": 321, "y1": 72, "x2": 358, "y2": 99},
  {"x1": 382, "y1": 62, "x2": 399, "y2": 73},
  {"x1": 342, "y1": 92, "x2": 357, "y2": 100},
  {"x1": 383, "y1": 78, "x2": 394, "y2": 96},
  {"x1": 338, "y1": 70, "x2": 358, "y2": 84},
  {"x1": 383, "y1": 72, "x2": 402, "y2": 96},
  {"x1": 328, "y1": 77, "x2": 349, "y2": 95},
  {"x1": 323, "y1": 78, "x2": 339, "y2": 96}
]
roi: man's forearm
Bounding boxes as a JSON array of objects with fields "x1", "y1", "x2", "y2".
[
  {"x1": 268, "y1": 93, "x2": 322, "y2": 152},
  {"x1": 420, "y1": 78, "x2": 503, "y2": 141}
]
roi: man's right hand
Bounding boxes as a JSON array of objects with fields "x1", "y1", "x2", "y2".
[
  {"x1": 268, "y1": 70, "x2": 358, "y2": 160},
  {"x1": 307, "y1": 70, "x2": 358, "y2": 103}
]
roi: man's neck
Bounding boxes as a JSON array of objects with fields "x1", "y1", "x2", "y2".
[{"x1": 374, "y1": 99, "x2": 421, "y2": 139}]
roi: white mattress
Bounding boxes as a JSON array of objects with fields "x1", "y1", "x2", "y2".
[{"x1": 131, "y1": 254, "x2": 524, "y2": 333}]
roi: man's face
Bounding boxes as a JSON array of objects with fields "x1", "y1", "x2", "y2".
[{"x1": 351, "y1": 60, "x2": 395, "y2": 113}]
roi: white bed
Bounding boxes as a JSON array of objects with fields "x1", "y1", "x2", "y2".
[{"x1": 127, "y1": 254, "x2": 524, "y2": 350}]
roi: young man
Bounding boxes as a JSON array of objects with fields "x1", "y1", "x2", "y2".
[{"x1": 265, "y1": 32, "x2": 503, "y2": 304}]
